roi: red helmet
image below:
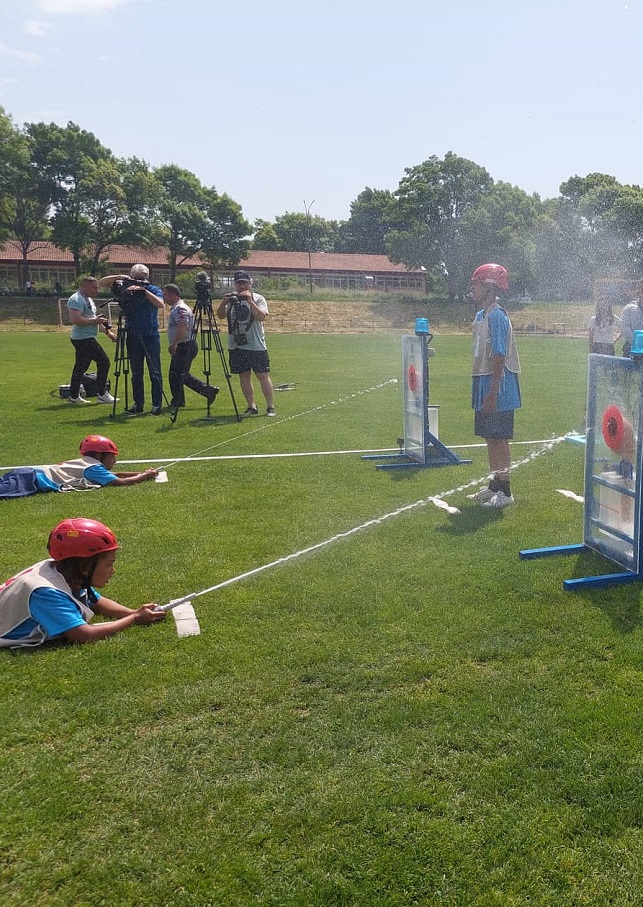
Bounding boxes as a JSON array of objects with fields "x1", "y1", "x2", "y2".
[
  {"x1": 47, "y1": 518, "x2": 119, "y2": 561},
  {"x1": 79, "y1": 435, "x2": 119, "y2": 457},
  {"x1": 471, "y1": 263, "x2": 509, "y2": 291}
]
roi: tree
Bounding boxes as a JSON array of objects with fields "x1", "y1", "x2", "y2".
[
  {"x1": 270, "y1": 211, "x2": 340, "y2": 252},
  {"x1": 557, "y1": 173, "x2": 643, "y2": 280},
  {"x1": 79, "y1": 156, "x2": 159, "y2": 274},
  {"x1": 335, "y1": 188, "x2": 398, "y2": 254},
  {"x1": 152, "y1": 165, "x2": 250, "y2": 280},
  {"x1": 387, "y1": 152, "x2": 494, "y2": 299},
  {"x1": 252, "y1": 219, "x2": 282, "y2": 250},
  {"x1": 26, "y1": 121, "x2": 113, "y2": 274},
  {"x1": 0, "y1": 108, "x2": 54, "y2": 284},
  {"x1": 460, "y1": 182, "x2": 545, "y2": 295}
]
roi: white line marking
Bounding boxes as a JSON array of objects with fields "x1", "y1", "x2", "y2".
[
  {"x1": 0, "y1": 437, "x2": 577, "y2": 471},
  {"x1": 169, "y1": 433, "x2": 572, "y2": 612},
  {"x1": 557, "y1": 489, "x2": 584, "y2": 502}
]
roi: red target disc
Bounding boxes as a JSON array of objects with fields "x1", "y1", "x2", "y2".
[
  {"x1": 602, "y1": 404, "x2": 634, "y2": 455},
  {"x1": 407, "y1": 364, "x2": 419, "y2": 393}
]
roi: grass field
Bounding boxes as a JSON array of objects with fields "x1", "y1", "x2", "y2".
[{"x1": 2, "y1": 331, "x2": 643, "y2": 906}]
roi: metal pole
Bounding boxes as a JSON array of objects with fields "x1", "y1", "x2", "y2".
[{"x1": 303, "y1": 198, "x2": 315, "y2": 295}]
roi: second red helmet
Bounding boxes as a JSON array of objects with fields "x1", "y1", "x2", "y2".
[
  {"x1": 471, "y1": 263, "x2": 509, "y2": 291},
  {"x1": 79, "y1": 435, "x2": 119, "y2": 457}
]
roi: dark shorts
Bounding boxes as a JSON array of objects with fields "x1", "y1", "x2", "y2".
[
  {"x1": 474, "y1": 409, "x2": 515, "y2": 440},
  {"x1": 229, "y1": 348, "x2": 270, "y2": 374}
]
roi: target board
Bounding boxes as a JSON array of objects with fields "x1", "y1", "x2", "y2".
[
  {"x1": 402, "y1": 335, "x2": 428, "y2": 464},
  {"x1": 584, "y1": 354, "x2": 641, "y2": 572}
]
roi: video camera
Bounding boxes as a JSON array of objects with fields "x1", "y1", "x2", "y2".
[
  {"x1": 224, "y1": 291, "x2": 252, "y2": 345},
  {"x1": 195, "y1": 271, "x2": 212, "y2": 308},
  {"x1": 110, "y1": 277, "x2": 149, "y2": 314}
]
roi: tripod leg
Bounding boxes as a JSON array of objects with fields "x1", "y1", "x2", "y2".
[
  {"x1": 208, "y1": 307, "x2": 241, "y2": 421},
  {"x1": 110, "y1": 316, "x2": 130, "y2": 419}
]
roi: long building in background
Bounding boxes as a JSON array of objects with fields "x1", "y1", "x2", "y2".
[{"x1": 0, "y1": 242, "x2": 427, "y2": 295}]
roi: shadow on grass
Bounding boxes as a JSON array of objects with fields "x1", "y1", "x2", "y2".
[
  {"x1": 435, "y1": 503, "x2": 505, "y2": 535},
  {"x1": 561, "y1": 550, "x2": 643, "y2": 634}
]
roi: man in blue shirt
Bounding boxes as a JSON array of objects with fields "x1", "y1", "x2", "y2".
[
  {"x1": 99, "y1": 264, "x2": 165, "y2": 415},
  {"x1": 466, "y1": 263, "x2": 521, "y2": 509}
]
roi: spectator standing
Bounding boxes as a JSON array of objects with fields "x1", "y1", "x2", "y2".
[
  {"x1": 216, "y1": 270, "x2": 275, "y2": 417},
  {"x1": 619, "y1": 280, "x2": 643, "y2": 356},
  {"x1": 67, "y1": 276, "x2": 117, "y2": 405},
  {"x1": 589, "y1": 290, "x2": 620, "y2": 355},
  {"x1": 465, "y1": 263, "x2": 521, "y2": 509}
]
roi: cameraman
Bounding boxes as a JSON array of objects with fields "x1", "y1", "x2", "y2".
[
  {"x1": 99, "y1": 264, "x2": 165, "y2": 415},
  {"x1": 216, "y1": 270, "x2": 275, "y2": 416}
]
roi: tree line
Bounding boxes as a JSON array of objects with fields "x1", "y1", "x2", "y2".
[{"x1": 2, "y1": 104, "x2": 643, "y2": 299}]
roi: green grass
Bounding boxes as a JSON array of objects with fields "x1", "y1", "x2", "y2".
[{"x1": 2, "y1": 331, "x2": 643, "y2": 906}]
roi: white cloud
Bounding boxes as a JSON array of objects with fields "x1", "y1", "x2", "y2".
[
  {"x1": 24, "y1": 19, "x2": 55, "y2": 36},
  {"x1": 37, "y1": 0, "x2": 133, "y2": 13},
  {"x1": 0, "y1": 42, "x2": 42, "y2": 65}
]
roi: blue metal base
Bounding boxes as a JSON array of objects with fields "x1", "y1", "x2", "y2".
[
  {"x1": 519, "y1": 543, "x2": 640, "y2": 590},
  {"x1": 363, "y1": 432, "x2": 471, "y2": 470}
]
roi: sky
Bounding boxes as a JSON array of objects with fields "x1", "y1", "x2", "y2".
[{"x1": 1, "y1": 0, "x2": 642, "y2": 227}]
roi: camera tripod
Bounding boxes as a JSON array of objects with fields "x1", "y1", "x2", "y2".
[
  {"x1": 109, "y1": 307, "x2": 172, "y2": 420},
  {"x1": 170, "y1": 291, "x2": 241, "y2": 424}
]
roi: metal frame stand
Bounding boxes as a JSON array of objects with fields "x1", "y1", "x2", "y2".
[
  {"x1": 363, "y1": 326, "x2": 470, "y2": 470},
  {"x1": 520, "y1": 351, "x2": 643, "y2": 590}
]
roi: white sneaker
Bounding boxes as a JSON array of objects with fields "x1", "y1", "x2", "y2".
[
  {"x1": 466, "y1": 486, "x2": 495, "y2": 503},
  {"x1": 97, "y1": 392, "x2": 117, "y2": 404},
  {"x1": 482, "y1": 491, "x2": 515, "y2": 509},
  {"x1": 68, "y1": 395, "x2": 89, "y2": 404}
]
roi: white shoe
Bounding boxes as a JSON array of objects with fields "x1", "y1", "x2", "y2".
[
  {"x1": 466, "y1": 486, "x2": 495, "y2": 503},
  {"x1": 68, "y1": 395, "x2": 89, "y2": 404},
  {"x1": 97, "y1": 392, "x2": 117, "y2": 404},
  {"x1": 482, "y1": 491, "x2": 515, "y2": 509}
]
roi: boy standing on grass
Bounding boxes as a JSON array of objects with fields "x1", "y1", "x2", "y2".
[
  {"x1": 466, "y1": 263, "x2": 521, "y2": 509},
  {"x1": 0, "y1": 435, "x2": 159, "y2": 499}
]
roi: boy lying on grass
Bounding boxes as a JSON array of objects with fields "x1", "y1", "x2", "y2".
[
  {"x1": 0, "y1": 518, "x2": 165, "y2": 648},
  {"x1": 0, "y1": 435, "x2": 158, "y2": 498}
]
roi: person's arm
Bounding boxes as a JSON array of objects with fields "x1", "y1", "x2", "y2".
[
  {"x1": 481, "y1": 309, "x2": 508, "y2": 413},
  {"x1": 482, "y1": 353, "x2": 506, "y2": 412},
  {"x1": 99, "y1": 274, "x2": 128, "y2": 285},
  {"x1": 589, "y1": 317, "x2": 595, "y2": 350},
  {"x1": 216, "y1": 298, "x2": 229, "y2": 318},
  {"x1": 84, "y1": 463, "x2": 158, "y2": 487},
  {"x1": 125, "y1": 283, "x2": 164, "y2": 309},
  {"x1": 109, "y1": 468, "x2": 159, "y2": 486},
  {"x1": 63, "y1": 603, "x2": 165, "y2": 643},
  {"x1": 142, "y1": 286, "x2": 165, "y2": 309},
  {"x1": 242, "y1": 292, "x2": 267, "y2": 322},
  {"x1": 68, "y1": 308, "x2": 108, "y2": 328}
]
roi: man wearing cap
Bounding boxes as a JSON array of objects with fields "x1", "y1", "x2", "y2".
[
  {"x1": 217, "y1": 270, "x2": 275, "y2": 416},
  {"x1": 619, "y1": 280, "x2": 643, "y2": 356}
]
